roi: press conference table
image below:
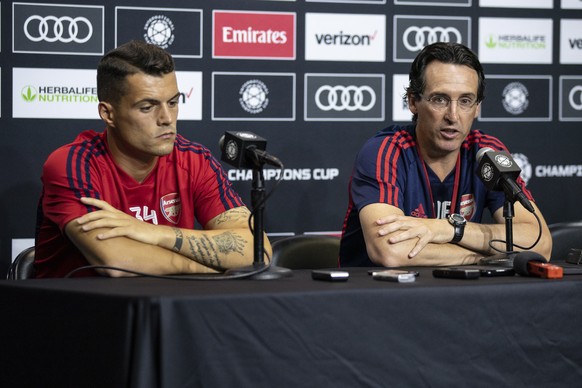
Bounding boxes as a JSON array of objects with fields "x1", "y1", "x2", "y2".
[{"x1": 1, "y1": 268, "x2": 581, "y2": 388}]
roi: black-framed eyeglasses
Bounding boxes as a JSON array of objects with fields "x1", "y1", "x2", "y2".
[{"x1": 419, "y1": 94, "x2": 479, "y2": 112}]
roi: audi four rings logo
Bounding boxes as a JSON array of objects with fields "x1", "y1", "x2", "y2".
[
  {"x1": 24, "y1": 15, "x2": 93, "y2": 43},
  {"x1": 315, "y1": 85, "x2": 376, "y2": 111},
  {"x1": 403, "y1": 26, "x2": 462, "y2": 51}
]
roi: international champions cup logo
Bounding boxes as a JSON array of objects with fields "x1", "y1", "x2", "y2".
[
  {"x1": 144, "y1": 15, "x2": 175, "y2": 49},
  {"x1": 239, "y1": 79, "x2": 269, "y2": 114},
  {"x1": 502, "y1": 82, "x2": 530, "y2": 115},
  {"x1": 511, "y1": 153, "x2": 532, "y2": 185}
]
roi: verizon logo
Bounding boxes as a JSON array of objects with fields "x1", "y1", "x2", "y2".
[
  {"x1": 305, "y1": 13, "x2": 386, "y2": 62},
  {"x1": 213, "y1": 10, "x2": 296, "y2": 60},
  {"x1": 315, "y1": 30, "x2": 377, "y2": 46}
]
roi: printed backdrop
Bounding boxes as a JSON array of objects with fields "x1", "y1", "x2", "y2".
[{"x1": 1, "y1": 0, "x2": 582, "y2": 275}]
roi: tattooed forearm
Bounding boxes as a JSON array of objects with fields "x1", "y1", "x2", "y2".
[
  {"x1": 212, "y1": 232, "x2": 246, "y2": 256},
  {"x1": 185, "y1": 232, "x2": 248, "y2": 269},
  {"x1": 213, "y1": 208, "x2": 251, "y2": 225},
  {"x1": 187, "y1": 235, "x2": 221, "y2": 269}
]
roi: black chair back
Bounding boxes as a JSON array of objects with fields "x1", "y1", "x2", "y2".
[
  {"x1": 271, "y1": 235, "x2": 340, "y2": 269},
  {"x1": 549, "y1": 222, "x2": 582, "y2": 261},
  {"x1": 7, "y1": 246, "x2": 36, "y2": 279}
]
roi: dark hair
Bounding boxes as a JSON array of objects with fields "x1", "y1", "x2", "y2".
[
  {"x1": 406, "y1": 42, "x2": 485, "y2": 121},
  {"x1": 97, "y1": 40, "x2": 175, "y2": 104}
]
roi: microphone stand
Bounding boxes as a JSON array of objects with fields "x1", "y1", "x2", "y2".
[
  {"x1": 503, "y1": 200, "x2": 514, "y2": 253},
  {"x1": 226, "y1": 161, "x2": 292, "y2": 280},
  {"x1": 480, "y1": 196, "x2": 518, "y2": 266}
]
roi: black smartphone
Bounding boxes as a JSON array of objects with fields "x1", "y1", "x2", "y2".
[
  {"x1": 474, "y1": 266, "x2": 515, "y2": 277},
  {"x1": 311, "y1": 269, "x2": 349, "y2": 282},
  {"x1": 432, "y1": 267, "x2": 480, "y2": 279}
]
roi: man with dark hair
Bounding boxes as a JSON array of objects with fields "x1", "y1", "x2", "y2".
[
  {"x1": 339, "y1": 42, "x2": 552, "y2": 267},
  {"x1": 96, "y1": 40, "x2": 176, "y2": 104},
  {"x1": 35, "y1": 40, "x2": 268, "y2": 277}
]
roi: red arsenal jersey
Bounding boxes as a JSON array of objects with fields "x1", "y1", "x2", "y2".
[{"x1": 35, "y1": 130, "x2": 244, "y2": 277}]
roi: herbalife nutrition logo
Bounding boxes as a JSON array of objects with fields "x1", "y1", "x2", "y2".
[
  {"x1": 485, "y1": 35, "x2": 546, "y2": 50},
  {"x1": 21, "y1": 86, "x2": 38, "y2": 102},
  {"x1": 21, "y1": 85, "x2": 98, "y2": 103}
]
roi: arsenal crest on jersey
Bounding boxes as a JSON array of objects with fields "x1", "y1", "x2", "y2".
[
  {"x1": 459, "y1": 194, "x2": 475, "y2": 221},
  {"x1": 160, "y1": 193, "x2": 182, "y2": 224}
]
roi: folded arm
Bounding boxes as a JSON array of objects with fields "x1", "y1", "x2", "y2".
[
  {"x1": 65, "y1": 197, "x2": 270, "y2": 277},
  {"x1": 360, "y1": 202, "x2": 552, "y2": 267}
]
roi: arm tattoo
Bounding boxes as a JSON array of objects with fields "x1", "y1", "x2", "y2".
[
  {"x1": 187, "y1": 235, "x2": 219, "y2": 268},
  {"x1": 186, "y1": 232, "x2": 247, "y2": 269},
  {"x1": 214, "y1": 208, "x2": 251, "y2": 225},
  {"x1": 172, "y1": 228, "x2": 183, "y2": 252},
  {"x1": 213, "y1": 232, "x2": 246, "y2": 256}
]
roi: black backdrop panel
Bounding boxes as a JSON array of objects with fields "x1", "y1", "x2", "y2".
[{"x1": 1, "y1": 0, "x2": 581, "y2": 274}]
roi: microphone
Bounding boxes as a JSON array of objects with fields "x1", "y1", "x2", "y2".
[
  {"x1": 476, "y1": 147, "x2": 535, "y2": 213},
  {"x1": 512, "y1": 251, "x2": 563, "y2": 278},
  {"x1": 219, "y1": 131, "x2": 292, "y2": 280},
  {"x1": 219, "y1": 131, "x2": 283, "y2": 169}
]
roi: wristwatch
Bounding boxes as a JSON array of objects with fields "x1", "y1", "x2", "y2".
[{"x1": 447, "y1": 213, "x2": 467, "y2": 243}]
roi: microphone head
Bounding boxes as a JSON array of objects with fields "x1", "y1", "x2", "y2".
[
  {"x1": 220, "y1": 131, "x2": 267, "y2": 168},
  {"x1": 512, "y1": 251, "x2": 547, "y2": 276},
  {"x1": 218, "y1": 135, "x2": 225, "y2": 151},
  {"x1": 476, "y1": 149, "x2": 521, "y2": 191},
  {"x1": 476, "y1": 147, "x2": 494, "y2": 163}
]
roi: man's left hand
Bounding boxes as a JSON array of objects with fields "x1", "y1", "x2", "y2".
[
  {"x1": 376, "y1": 214, "x2": 453, "y2": 257},
  {"x1": 76, "y1": 197, "x2": 162, "y2": 246}
]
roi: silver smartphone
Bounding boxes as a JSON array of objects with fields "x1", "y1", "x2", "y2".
[{"x1": 372, "y1": 270, "x2": 416, "y2": 283}]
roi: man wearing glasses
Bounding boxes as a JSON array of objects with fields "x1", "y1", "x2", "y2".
[{"x1": 339, "y1": 42, "x2": 552, "y2": 267}]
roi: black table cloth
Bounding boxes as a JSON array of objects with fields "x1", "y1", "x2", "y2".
[{"x1": 1, "y1": 268, "x2": 581, "y2": 387}]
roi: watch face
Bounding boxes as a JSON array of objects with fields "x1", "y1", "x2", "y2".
[{"x1": 450, "y1": 213, "x2": 465, "y2": 224}]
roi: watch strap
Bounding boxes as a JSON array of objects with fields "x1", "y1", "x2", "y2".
[
  {"x1": 451, "y1": 224, "x2": 463, "y2": 243},
  {"x1": 448, "y1": 214, "x2": 466, "y2": 243}
]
